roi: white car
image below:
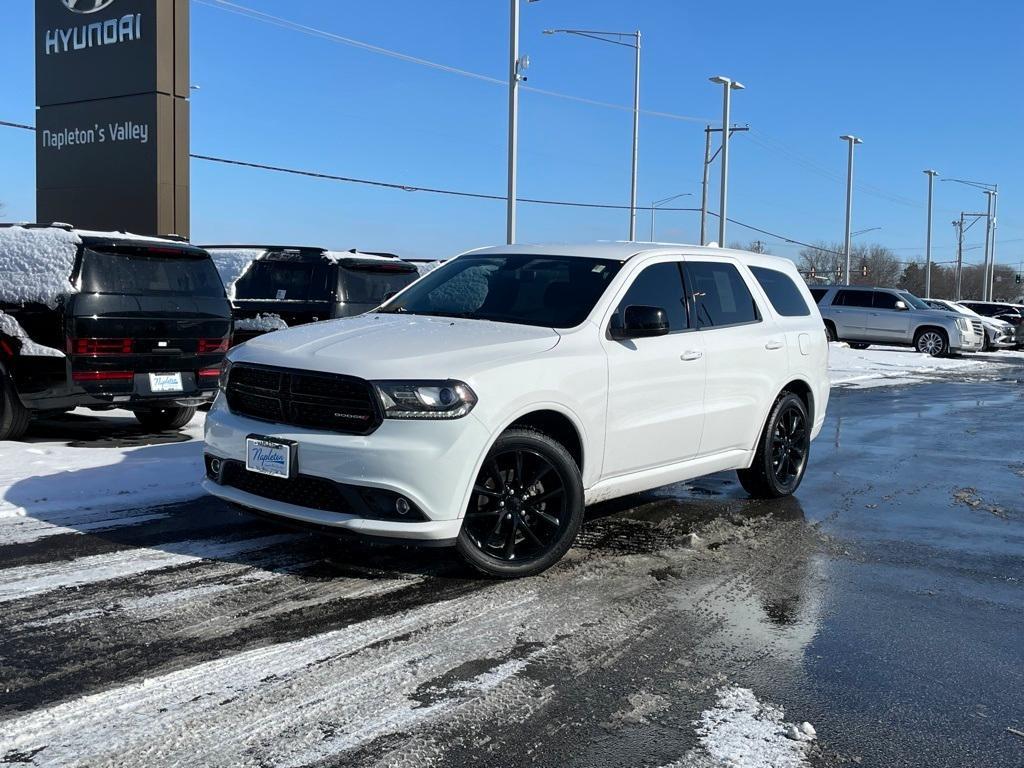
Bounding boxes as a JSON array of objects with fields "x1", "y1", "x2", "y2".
[
  {"x1": 203, "y1": 244, "x2": 830, "y2": 577},
  {"x1": 924, "y1": 299, "x2": 1016, "y2": 350}
]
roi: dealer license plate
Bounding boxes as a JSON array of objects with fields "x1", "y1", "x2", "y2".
[
  {"x1": 245, "y1": 437, "x2": 292, "y2": 479},
  {"x1": 149, "y1": 372, "x2": 183, "y2": 393}
]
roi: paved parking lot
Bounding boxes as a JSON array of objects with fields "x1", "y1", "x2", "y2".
[{"x1": 1, "y1": 371, "x2": 1022, "y2": 767}]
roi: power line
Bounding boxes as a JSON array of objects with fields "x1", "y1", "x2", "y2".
[{"x1": 192, "y1": 0, "x2": 708, "y2": 123}]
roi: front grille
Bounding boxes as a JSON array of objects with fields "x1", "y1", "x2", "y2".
[
  {"x1": 226, "y1": 363, "x2": 381, "y2": 434},
  {"x1": 970, "y1": 319, "x2": 984, "y2": 338},
  {"x1": 219, "y1": 460, "x2": 353, "y2": 514}
]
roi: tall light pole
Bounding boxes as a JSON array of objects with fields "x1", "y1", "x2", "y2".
[
  {"x1": 923, "y1": 170, "x2": 938, "y2": 298},
  {"x1": 649, "y1": 193, "x2": 692, "y2": 241},
  {"x1": 699, "y1": 124, "x2": 749, "y2": 245},
  {"x1": 839, "y1": 135, "x2": 863, "y2": 286},
  {"x1": 708, "y1": 76, "x2": 745, "y2": 246},
  {"x1": 942, "y1": 178, "x2": 998, "y2": 299},
  {"x1": 506, "y1": 1, "x2": 530, "y2": 245},
  {"x1": 545, "y1": 29, "x2": 642, "y2": 240}
]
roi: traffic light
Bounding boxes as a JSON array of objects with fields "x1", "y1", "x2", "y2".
[
  {"x1": 861, "y1": 265, "x2": 868, "y2": 277},
  {"x1": 1017, "y1": 273, "x2": 1022, "y2": 285}
]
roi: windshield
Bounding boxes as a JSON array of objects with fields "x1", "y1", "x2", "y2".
[
  {"x1": 340, "y1": 264, "x2": 418, "y2": 304},
  {"x1": 80, "y1": 248, "x2": 224, "y2": 297},
  {"x1": 379, "y1": 253, "x2": 623, "y2": 328},
  {"x1": 234, "y1": 262, "x2": 331, "y2": 301},
  {"x1": 898, "y1": 291, "x2": 930, "y2": 310},
  {"x1": 950, "y1": 302, "x2": 980, "y2": 317}
]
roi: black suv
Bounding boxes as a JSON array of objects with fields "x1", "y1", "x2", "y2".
[
  {"x1": 0, "y1": 224, "x2": 232, "y2": 440},
  {"x1": 205, "y1": 246, "x2": 421, "y2": 345}
]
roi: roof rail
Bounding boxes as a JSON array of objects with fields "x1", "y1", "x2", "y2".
[{"x1": 0, "y1": 221, "x2": 75, "y2": 231}]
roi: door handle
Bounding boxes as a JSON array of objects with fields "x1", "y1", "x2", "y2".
[
  {"x1": 680, "y1": 350, "x2": 703, "y2": 361},
  {"x1": 765, "y1": 340, "x2": 784, "y2": 350}
]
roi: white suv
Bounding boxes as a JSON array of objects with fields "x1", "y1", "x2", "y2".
[{"x1": 203, "y1": 244, "x2": 830, "y2": 577}]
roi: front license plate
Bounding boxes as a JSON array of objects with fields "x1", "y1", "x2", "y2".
[
  {"x1": 246, "y1": 437, "x2": 292, "y2": 478},
  {"x1": 149, "y1": 372, "x2": 183, "y2": 393}
]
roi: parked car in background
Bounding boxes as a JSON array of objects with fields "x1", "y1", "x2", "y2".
[
  {"x1": 0, "y1": 224, "x2": 231, "y2": 439},
  {"x1": 959, "y1": 301, "x2": 1024, "y2": 348},
  {"x1": 203, "y1": 243, "x2": 830, "y2": 577},
  {"x1": 812, "y1": 285, "x2": 983, "y2": 356},
  {"x1": 205, "y1": 246, "x2": 420, "y2": 345},
  {"x1": 924, "y1": 299, "x2": 1017, "y2": 350}
]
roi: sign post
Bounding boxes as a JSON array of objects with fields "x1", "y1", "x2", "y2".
[{"x1": 35, "y1": 0, "x2": 190, "y2": 237}]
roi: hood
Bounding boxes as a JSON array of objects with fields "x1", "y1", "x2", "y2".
[{"x1": 229, "y1": 312, "x2": 560, "y2": 379}]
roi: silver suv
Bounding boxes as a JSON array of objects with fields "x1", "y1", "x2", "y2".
[{"x1": 809, "y1": 286, "x2": 983, "y2": 357}]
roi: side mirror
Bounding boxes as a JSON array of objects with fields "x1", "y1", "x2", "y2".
[
  {"x1": 894, "y1": 300, "x2": 908, "y2": 311},
  {"x1": 611, "y1": 305, "x2": 670, "y2": 339}
]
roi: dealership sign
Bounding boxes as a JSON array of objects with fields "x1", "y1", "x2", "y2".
[{"x1": 35, "y1": 0, "x2": 190, "y2": 237}]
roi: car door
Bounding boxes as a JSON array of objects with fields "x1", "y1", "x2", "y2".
[
  {"x1": 829, "y1": 289, "x2": 872, "y2": 339},
  {"x1": 866, "y1": 290, "x2": 912, "y2": 342},
  {"x1": 683, "y1": 258, "x2": 783, "y2": 456},
  {"x1": 600, "y1": 259, "x2": 707, "y2": 478}
]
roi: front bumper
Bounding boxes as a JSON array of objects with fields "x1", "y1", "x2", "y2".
[
  {"x1": 202, "y1": 396, "x2": 491, "y2": 541},
  {"x1": 951, "y1": 330, "x2": 984, "y2": 352}
]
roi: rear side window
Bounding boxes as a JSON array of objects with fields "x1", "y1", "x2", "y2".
[
  {"x1": 686, "y1": 261, "x2": 761, "y2": 329},
  {"x1": 614, "y1": 262, "x2": 688, "y2": 332},
  {"x1": 833, "y1": 290, "x2": 873, "y2": 308},
  {"x1": 340, "y1": 265, "x2": 418, "y2": 304},
  {"x1": 749, "y1": 266, "x2": 810, "y2": 317},
  {"x1": 809, "y1": 288, "x2": 828, "y2": 304},
  {"x1": 79, "y1": 249, "x2": 224, "y2": 297},
  {"x1": 234, "y1": 262, "x2": 331, "y2": 301}
]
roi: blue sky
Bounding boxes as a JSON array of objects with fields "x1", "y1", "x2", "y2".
[{"x1": 2, "y1": 0, "x2": 1022, "y2": 267}]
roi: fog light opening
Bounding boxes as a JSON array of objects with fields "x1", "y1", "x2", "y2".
[
  {"x1": 209, "y1": 457, "x2": 222, "y2": 475},
  {"x1": 395, "y1": 496, "x2": 411, "y2": 516}
]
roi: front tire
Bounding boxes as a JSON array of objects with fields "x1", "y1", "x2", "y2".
[
  {"x1": 133, "y1": 405, "x2": 197, "y2": 431},
  {"x1": 915, "y1": 328, "x2": 948, "y2": 357},
  {"x1": 0, "y1": 375, "x2": 30, "y2": 441},
  {"x1": 737, "y1": 392, "x2": 810, "y2": 499},
  {"x1": 457, "y1": 428, "x2": 584, "y2": 578}
]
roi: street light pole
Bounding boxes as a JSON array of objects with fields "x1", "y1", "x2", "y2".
[
  {"x1": 506, "y1": 0, "x2": 520, "y2": 245},
  {"x1": 649, "y1": 192, "x2": 692, "y2": 241},
  {"x1": 839, "y1": 135, "x2": 863, "y2": 286},
  {"x1": 954, "y1": 216, "x2": 965, "y2": 301},
  {"x1": 987, "y1": 188, "x2": 999, "y2": 300},
  {"x1": 709, "y1": 76, "x2": 745, "y2": 245},
  {"x1": 924, "y1": 170, "x2": 938, "y2": 298},
  {"x1": 982, "y1": 190, "x2": 995, "y2": 301},
  {"x1": 628, "y1": 31, "x2": 641, "y2": 241},
  {"x1": 544, "y1": 28, "x2": 642, "y2": 241}
]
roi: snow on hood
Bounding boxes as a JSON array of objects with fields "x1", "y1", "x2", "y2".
[
  {"x1": 230, "y1": 312, "x2": 560, "y2": 380},
  {"x1": 208, "y1": 249, "x2": 267, "y2": 299},
  {"x1": 234, "y1": 313, "x2": 289, "y2": 332},
  {"x1": 0, "y1": 227, "x2": 80, "y2": 307},
  {"x1": 0, "y1": 311, "x2": 65, "y2": 357}
]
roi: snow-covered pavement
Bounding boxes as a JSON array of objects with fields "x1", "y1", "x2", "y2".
[{"x1": 827, "y1": 342, "x2": 1020, "y2": 387}]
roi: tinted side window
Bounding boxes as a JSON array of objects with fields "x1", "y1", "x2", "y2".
[
  {"x1": 615, "y1": 262, "x2": 688, "y2": 332},
  {"x1": 686, "y1": 261, "x2": 761, "y2": 329},
  {"x1": 833, "y1": 290, "x2": 873, "y2": 308},
  {"x1": 809, "y1": 288, "x2": 828, "y2": 304},
  {"x1": 750, "y1": 266, "x2": 810, "y2": 317},
  {"x1": 872, "y1": 291, "x2": 900, "y2": 310}
]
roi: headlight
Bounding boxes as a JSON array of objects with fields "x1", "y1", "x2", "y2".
[
  {"x1": 218, "y1": 358, "x2": 233, "y2": 391},
  {"x1": 955, "y1": 317, "x2": 971, "y2": 333},
  {"x1": 373, "y1": 380, "x2": 477, "y2": 419}
]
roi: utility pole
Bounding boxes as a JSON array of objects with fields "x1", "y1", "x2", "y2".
[
  {"x1": 924, "y1": 170, "x2": 938, "y2": 298},
  {"x1": 954, "y1": 216, "x2": 964, "y2": 301},
  {"x1": 985, "y1": 188, "x2": 998, "y2": 300},
  {"x1": 982, "y1": 191, "x2": 994, "y2": 300},
  {"x1": 700, "y1": 124, "x2": 749, "y2": 246},
  {"x1": 628, "y1": 31, "x2": 641, "y2": 241},
  {"x1": 505, "y1": 0, "x2": 521, "y2": 245}
]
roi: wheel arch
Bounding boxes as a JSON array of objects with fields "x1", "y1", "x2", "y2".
[{"x1": 913, "y1": 323, "x2": 950, "y2": 341}]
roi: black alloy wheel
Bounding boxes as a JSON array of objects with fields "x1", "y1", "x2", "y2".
[
  {"x1": 457, "y1": 429, "x2": 584, "y2": 578},
  {"x1": 737, "y1": 392, "x2": 811, "y2": 499}
]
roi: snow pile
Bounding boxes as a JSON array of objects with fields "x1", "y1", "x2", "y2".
[
  {"x1": 693, "y1": 686, "x2": 814, "y2": 767},
  {"x1": 0, "y1": 312, "x2": 65, "y2": 357},
  {"x1": 416, "y1": 260, "x2": 445, "y2": 276},
  {"x1": 324, "y1": 250, "x2": 400, "y2": 264},
  {"x1": 234, "y1": 313, "x2": 289, "y2": 332},
  {"x1": 0, "y1": 226, "x2": 80, "y2": 307},
  {"x1": 829, "y1": 342, "x2": 1019, "y2": 388},
  {"x1": 208, "y1": 248, "x2": 266, "y2": 298},
  {"x1": 0, "y1": 409, "x2": 206, "y2": 546}
]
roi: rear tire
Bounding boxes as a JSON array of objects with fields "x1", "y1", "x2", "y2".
[
  {"x1": 824, "y1": 322, "x2": 837, "y2": 342},
  {"x1": 737, "y1": 392, "x2": 810, "y2": 499},
  {"x1": 0, "y1": 375, "x2": 30, "y2": 441},
  {"x1": 457, "y1": 428, "x2": 584, "y2": 578},
  {"x1": 133, "y1": 405, "x2": 197, "y2": 431}
]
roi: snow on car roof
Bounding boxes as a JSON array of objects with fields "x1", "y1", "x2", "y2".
[
  {"x1": 0, "y1": 226, "x2": 81, "y2": 307},
  {"x1": 207, "y1": 248, "x2": 268, "y2": 299}
]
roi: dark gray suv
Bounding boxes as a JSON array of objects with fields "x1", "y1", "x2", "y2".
[{"x1": 809, "y1": 286, "x2": 984, "y2": 356}]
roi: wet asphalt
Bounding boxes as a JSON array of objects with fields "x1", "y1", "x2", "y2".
[{"x1": 0, "y1": 369, "x2": 1022, "y2": 767}]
